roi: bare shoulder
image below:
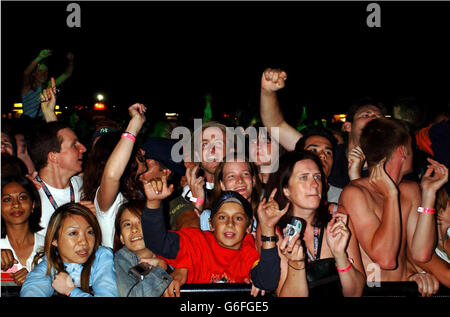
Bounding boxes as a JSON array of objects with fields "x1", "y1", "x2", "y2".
[
  {"x1": 398, "y1": 180, "x2": 420, "y2": 198},
  {"x1": 340, "y1": 180, "x2": 372, "y2": 214}
]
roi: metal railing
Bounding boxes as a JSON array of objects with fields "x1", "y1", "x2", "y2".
[{"x1": 2, "y1": 282, "x2": 450, "y2": 297}]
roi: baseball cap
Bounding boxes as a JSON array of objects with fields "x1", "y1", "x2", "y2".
[
  {"x1": 141, "y1": 137, "x2": 186, "y2": 176},
  {"x1": 210, "y1": 191, "x2": 253, "y2": 223}
]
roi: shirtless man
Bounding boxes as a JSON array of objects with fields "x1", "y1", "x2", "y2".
[{"x1": 340, "y1": 118, "x2": 448, "y2": 296}]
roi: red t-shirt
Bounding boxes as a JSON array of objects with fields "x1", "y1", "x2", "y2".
[{"x1": 163, "y1": 227, "x2": 260, "y2": 284}]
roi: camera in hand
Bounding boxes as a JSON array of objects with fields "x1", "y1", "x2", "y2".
[
  {"x1": 129, "y1": 262, "x2": 153, "y2": 280},
  {"x1": 284, "y1": 216, "x2": 302, "y2": 242}
]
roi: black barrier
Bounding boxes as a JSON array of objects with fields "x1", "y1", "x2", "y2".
[{"x1": 2, "y1": 282, "x2": 450, "y2": 297}]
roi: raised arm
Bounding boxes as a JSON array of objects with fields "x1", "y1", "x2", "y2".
[
  {"x1": 97, "y1": 103, "x2": 146, "y2": 212},
  {"x1": 141, "y1": 172, "x2": 180, "y2": 258},
  {"x1": 326, "y1": 213, "x2": 365, "y2": 297},
  {"x1": 251, "y1": 189, "x2": 289, "y2": 291},
  {"x1": 53, "y1": 52, "x2": 74, "y2": 87},
  {"x1": 260, "y1": 68, "x2": 302, "y2": 151},
  {"x1": 340, "y1": 163, "x2": 402, "y2": 270},
  {"x1": 40, "y1": 77, "x2": 58, "y2": 122},
  {"x1": 22, "y1": 49, "x2": 52, "y2": 94},
  {"x1": 407, "y1": 158, "x2": 448, "y2": 263}
]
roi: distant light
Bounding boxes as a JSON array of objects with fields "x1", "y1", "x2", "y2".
[
  {"x1": 165, "y1": 113, "x2": 179, "y2": 117},
  {"x1": 94, "y1": 102, "x2": 106, "y2": 110},
  {"x1": 55, "y1": 105, "x2": 60, "y2": 110},
  {"x1": 14, "y1": 103, "x2": 23, "y2": 108},
  {"x1": 96, "y1": 94, "x2": 104, "y2": 101},
  {"x1": 385, "y1": 115, "x2": 392, "y2": 117},
  {"x1": 333, "y1": 114, "x2": 347, "y2": 122}
]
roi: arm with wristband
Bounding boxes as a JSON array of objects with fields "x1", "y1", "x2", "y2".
[
  {"x1": 97, "y1": 103, "x2": 146, "y2": 212},
  {"x1": 408, "y1": 158, "x2": 448, "y2": 263},
  {"x1": 22, "y1": 49, "x2": 52, "y2": 94}
]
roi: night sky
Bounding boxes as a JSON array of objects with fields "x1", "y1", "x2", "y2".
[{"x1": 2, "y1": 1, "x2": 450, "y2": 126}]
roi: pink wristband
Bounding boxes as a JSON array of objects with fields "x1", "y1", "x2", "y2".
[
  {"x1": 336, "y1": 258, "x2": 353, "y2": 273},
  {"x1": 417, "y1": 207, "x2": 436, "y2": 214},
  {"x1": 121, "y1": 132, "x2": 136, "y2": 142},
  {"x1": 189, "y1": 196, "x2": 204, "y2": 205}
]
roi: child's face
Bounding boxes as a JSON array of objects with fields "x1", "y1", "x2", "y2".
[
  {"x1": 1, "y1": 182, "x2": 33, "y2": 226},
  {"x1": 52, "y1": 215, "x2": 95, "y2": 264},
  {"x1": 119, "y1": 209, "x2": 146, "y2": 253},
  {"x1": 210, "y1": 202, "x2": 251, "y2": 250}
]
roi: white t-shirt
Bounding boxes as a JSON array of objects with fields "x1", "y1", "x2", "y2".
[
  {"x1": 37, "y1": 175, "x2": 83, "y2": 239},
  {"x1": 94, "y1": 188, "x2": 127, "y2": 249},
  {"x1": 0, "y1": 233, "x2": 45, "y2": 272}
]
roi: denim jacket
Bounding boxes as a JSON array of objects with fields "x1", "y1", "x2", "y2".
[
  {"x1": 114, "y1": 246, "x2": 172, "y2": 297},
  {"x1": 20, "y1": 246, "x2": 119, "y2": 297}
]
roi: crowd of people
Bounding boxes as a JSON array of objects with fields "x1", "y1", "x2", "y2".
[{"x1": 1, "y1": 50, "x2": 450, "y2": 298}]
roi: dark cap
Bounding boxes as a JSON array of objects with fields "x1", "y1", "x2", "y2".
[
  {"x1": 210, "y1": 191, "x2": 253, "y2": 223},
  {"x1": 141, "y1": 137, "x2": 186, "y2": 176}
]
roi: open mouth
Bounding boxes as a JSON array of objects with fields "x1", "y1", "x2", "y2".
[
  {"x1": 223, "y1": 232, "x2": 236, "y2": 239},
  {"x1": 130, "y1": 236, "x2": 143, "y2": 242},
  {"x1": 76, "y1": 249, "x2": 89, "y2": 258}
]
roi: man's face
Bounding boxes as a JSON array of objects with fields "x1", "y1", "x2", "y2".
[
  {"x1": 55, "y1": 128, "x2": 86, "y2": 175},
  {"x1": 197, "y1": 127, "x2": 226, "y2": 176},
  {"x1": 349, "y1": 105, "x2": 383, "y2": 144},
  {"x1": 303, "y1": 135, "x2": 333, "y2": 178}
]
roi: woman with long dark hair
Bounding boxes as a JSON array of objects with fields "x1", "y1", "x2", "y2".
[
  {"x1": 265, "y1": 150, "x2": 365, "y2": 297},
  {"x1": 1, "y1": 176, "x2": 43, "y2": 286},
  {"x1": 20, "y1": 202, "x2": 118, "y2": 297}
]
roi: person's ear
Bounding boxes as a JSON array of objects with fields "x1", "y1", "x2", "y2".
[
  {"x1": 209, "y1": 219, "x2": 214, "y2": 232},
  {"x1": 119, "y1": 234, "x2": 125, "y2": 245},
  {"x1": 51, "y1": 239, "x2": 58, "y2": 247},
  {"x1": 220, "y1": 180, "x2": 226, "y2": 191},
  {"x1": 282, "y1": 187, "x2": 290, "y2": 199},
  {"x1": 48, "y1": 151, "x2": 58, "y2": 164},
  {"x1": 343, "y1": 121, "x2": 352, "y2": 133}
]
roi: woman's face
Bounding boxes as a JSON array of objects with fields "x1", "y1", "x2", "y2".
[
  {"x1": 283, "y1": 159, "x2": 323, "y2": 211},
  {"x1": 249, "y1": 134, "x2": 272, "y2": 167},
  {"x1": 1, "y1": 182, "x2": 33, "y2": 226},
  {"x1": 119, "y1": 209, "x2": 146, "y2": 253},
  {"x1": 220, "y1": 161, "x2": 255, "y2": 201},
  {"x1": 52, "y1": 215, "x2": 95, "y2": 264}
]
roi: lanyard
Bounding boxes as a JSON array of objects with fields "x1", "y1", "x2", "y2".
[
  {"x1": 306, "y1": 226, "x2": 320, "y2": 262},
  {"x1": 35, "y1": 174, "x2": 75, "y2": 210}
]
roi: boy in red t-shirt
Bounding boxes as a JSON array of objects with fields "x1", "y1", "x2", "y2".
[{"x1": 141, "y1": 172, "x2": 288, "y2": 292}]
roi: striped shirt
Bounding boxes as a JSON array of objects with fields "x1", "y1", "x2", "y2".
[{"x1": 21, "y1": 86, "x2": 43, "y2": 118}]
